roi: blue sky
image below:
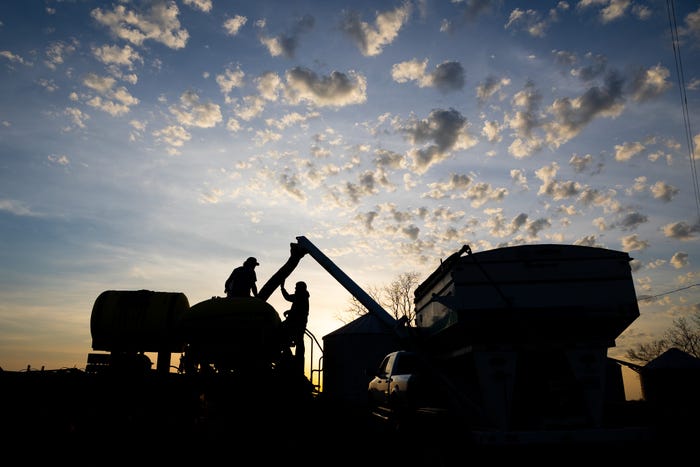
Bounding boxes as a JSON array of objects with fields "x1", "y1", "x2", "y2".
[{"x1": 0, "y1": 0, "x2": 699, "y2": 378}]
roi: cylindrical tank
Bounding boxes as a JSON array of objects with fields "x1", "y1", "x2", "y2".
[
  {"x1": 176, "y1": 296, "x2": 283, "y2": 372},
  {"x1": 90, "y1": 290, "x2": 190, "y2": 353}
]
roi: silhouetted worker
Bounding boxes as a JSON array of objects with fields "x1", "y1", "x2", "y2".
[
  {"x1": 280, "y1": 280, "x2": 310, "y2": 373},
  {"x1": 225, "y1": 257, "x2": 259, "y2": 298}
]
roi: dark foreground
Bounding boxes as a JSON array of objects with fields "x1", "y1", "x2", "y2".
[{"x1": 2, "y1": 368, "x2": 696, "y2": 465}]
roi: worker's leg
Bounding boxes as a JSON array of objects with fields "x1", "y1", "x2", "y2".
[{"x1": 294, "y1": 331, "x2": 305, "y2": 374}]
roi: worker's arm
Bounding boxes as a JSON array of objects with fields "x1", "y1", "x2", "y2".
[{"x1": 280, "y1": 285, "x2": 292, "y2": 301}]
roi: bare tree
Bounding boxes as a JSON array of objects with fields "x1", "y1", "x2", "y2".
[
  {"x1": 382, "y1": 272, "x2": 420, "y2": 323},
  {"x1": 337, "y1": 272, "x2": 421, "y2": 325},
  {"x1": 664, "y1": 316, "x2": 700, "y2": 357},
  {"x1": 338, "y1": 285, "x2": 383, "y2": 323},
  {"x1": 625, "y1": 339, "x2": 670, "y2": 363},
  {"x1": 626, "y1": 311, "x2": 700, "y2": 363}
]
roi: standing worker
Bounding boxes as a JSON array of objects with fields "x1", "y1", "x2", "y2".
[
  {"x1": 225, "y1": 257, "x2": 259, "y2": 298},
  {"x1": 280, "y1": 280, "x2": 310, "y2": 374}
]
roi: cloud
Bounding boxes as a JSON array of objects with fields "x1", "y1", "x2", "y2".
[
  {"x1": 152, "y1": 124, "x2": 191, "y2": 153},
  {"x1": 63, "y1": 107, "x2": 90, "y2": 130},
  {"x1": 614, "y1": 141, "x2": 644, "y2": 161},
  {"x1": 0, "y1": 50, "x2": 30, "y2": 66},
  {"x1": 256, "y1": 71, "x2": 283, "y2": 101},
  {"x1": 235, "y1": 95, "x2": 266, "y2": 121},
  {"x1": 504, "y1": 64, "x2": 665, "y2": 158},
  {"x1": 481, "y1": 120, "x2": 502, "y2": 143},
  {"x1": 340, "y1": 1, "x2": 412, "y2": 56},
  {"x1": 91, "y1": 2, "x2": 189, "y2": 49},
  {"x1": 505, "y1": 7, "x2": 562, "y2": 38},
  {"x1": 621, "y1": 234, "x2": 649, "y2": 251},
  {"x1": 253, "y1": 128, "x2": 282, "y2": 146},
  {"x1": 428, "y1": 62, "x2": 466, "y2": 92},
  {"x1": 465, "y1": 182, "x2": 508, "y2": 208},
  {"x1": 569, "y1": 52, "x2": 608, "y2": 82},
  {"x1": 373, "y1": 149, "x2": 405, "y2": 170},
  {"x1": 678, "y1": 6, "x2": 700, "y2": 44},
  {"x1": 83, "y1": 73, "x2": 115, "y2": 94},
  {"x1": 663, "y1": 221, "x2": 700, "y2": 240},
  {"x1": 326, "y1": 168, "x2": 395, "y2": 207},
  {"x1": 392, "y1": 59, "x2": 465, "y2": 93},
  {"x1": 47, "y1": 154, "x2": 70, "y2": 166},
  {"x1": 401, "y1": 224, "x2": 420, "y2": 240},
  {"x1": 83, "y1": 73, "x2": 139, "y2": 116},
  {"x1": 573, "y1": 234, "x2": 603, "y2": 248},
  {"x1": 422, "y1": 173, "x2": 472, "y2": 199},
  {"x1": 356, "y1": 211, "x2": 378, "y2": 231},
  {"x1": 283, "y1": 67, "x2": 367, "y2": 107},
  {"x1": 613, "y1": 210, "x2": 648, "y2": 231},
  {"x1": 524, "y1": 217, "x2": 552, "y2": 239},
  {"x1": 441, "y1": 0, "x2": 495, "y2": 33},
  {"x1": 535, "y1": 162, "x2": 586, "y2": 201},
  {"x1": 577, "y1": 187, "x2": 620, "y2": 213},
  {"x1": 399, "y1": 108, "x2": 477, "y2": 174},
  {"x1": 223, "y1": 15, "x2": 247, "y2": 36},
  {"x1": 510, "y1": 169, "x2": 528, "y2": 190},
  {"x1": 199, "y1": 188, "x2": 224, "y2": 204},
  {"x1": 545, "y1": 70, "x2": 626, "y2": 148},
  {"x1": 216, "y1": 65, "x2": 245, "y2": 97},
  {"x1": 226, "y1": 118, "x2": 241, "y2": 132},
  {"x1": 45, "y1": 40, "x2": 78, "y2": 70},
  {"x1": 476, "y1": 75, "x2": 511, "y2": 103},
  {"x1": 628, "y1": 64, "x2": 671, "y2": 102},
  {"x1": 258, "y1": 14, "x2": 314, "y2": 58},
  {"x1": 577, "y1": 0, "x2": 632, "y2": 24},
  {"x1": 92, "y1": 44, "x2": 142, "y2": 69},
  {"x1": 183, "y1": 0, "x2": 212, "y2": 13},
  {"x1": 279, "y1": 173, "x2": 307, "y2": 202},
  {"x1": 391, "y1": 58, "x2": 428, "y2": 84},
  {"x1": 671, "y1": 251, "x2": 689, "y2": 269},
  {"x1": 650, "y1": 181, "x2": 679, "y2": 202},
  {"x1": 266, "y1": 111, "x2": 318, "y2": 131},
  {"x1": 422, "y1": 173, "x2": 506, "y2": 207},
  {"x1": 569, "y1": 153, "x2": 593, "y2": 173},
  {"x1": 0, "y1": 199, "x2": 39, "y2": 217},
  {"x1": 504, "y1": 80, "x2": 543, "y2": 156},
  {"x1": 169, "y1": 90, "x2": 222, "y2": 128}
]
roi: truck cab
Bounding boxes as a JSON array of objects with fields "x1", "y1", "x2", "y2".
[{"x1": 367, "y1": 350, "x2": 433, "y2": 423}]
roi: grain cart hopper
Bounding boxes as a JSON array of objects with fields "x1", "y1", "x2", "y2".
[{"x1": 413, "y1": 243, "x2": 641, "y2": 444}]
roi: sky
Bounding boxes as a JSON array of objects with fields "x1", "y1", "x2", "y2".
[{"x1": 1, "y1": 0, "x2": 699, "y2": 397}]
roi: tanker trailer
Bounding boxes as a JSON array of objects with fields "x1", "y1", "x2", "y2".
[{"x1": 89, "y1": 289, "x2": 190, "y2": 374}]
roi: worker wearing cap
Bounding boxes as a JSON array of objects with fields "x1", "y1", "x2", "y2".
[{"x1": 224, "y1": 257, "x2": 259, "y2": 298}]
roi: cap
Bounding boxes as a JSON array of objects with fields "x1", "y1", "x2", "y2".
[{"x1": 245, "y1": 257, "x2": 259, "y2": 266}]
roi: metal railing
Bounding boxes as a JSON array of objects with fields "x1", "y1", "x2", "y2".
[{"x1": 304, "y1": 329, "x2": 323, "y2": 394}]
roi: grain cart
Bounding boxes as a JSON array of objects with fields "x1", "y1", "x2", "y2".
[{"x1": 410, "y1": 243, "x2": 643, "y2": 445}]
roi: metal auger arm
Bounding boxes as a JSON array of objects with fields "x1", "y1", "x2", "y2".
[
  {"x1": 256, "y1": 241, "x2": 309, "y2": 302},
  {"x1": 295, "y1": 236, "x2": 408, "y2": 338}
]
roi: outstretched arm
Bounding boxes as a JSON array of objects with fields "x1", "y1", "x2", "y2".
[{"x1": 280, "y1": 285, "x2": 292, "y2": 302}]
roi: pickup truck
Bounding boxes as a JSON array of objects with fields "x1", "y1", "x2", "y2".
[{"x1": 367, "y1": 350, "x2": 444, "y2": 425}]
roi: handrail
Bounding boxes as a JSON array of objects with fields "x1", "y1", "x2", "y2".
[{"x1": 305, "y1": 328, "x2": 323, "y2": 394}]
